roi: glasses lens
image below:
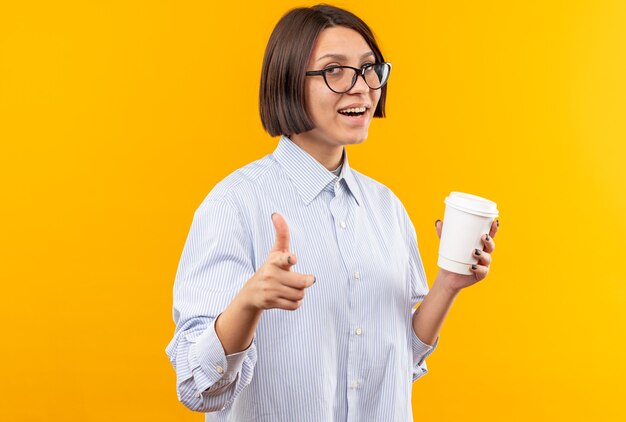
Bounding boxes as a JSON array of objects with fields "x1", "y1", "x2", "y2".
[
  {"x1": 325, "y1": 67, "x2": 356, "y2": 93},
  {"x1": 363, "y1": 63, "x2": 390, "y2": 89}
]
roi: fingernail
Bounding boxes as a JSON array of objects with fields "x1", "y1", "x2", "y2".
[
  {"x1": 474, "y1": 249, "x2": 481, "y2": 256},
  {"x1": 485, "y1": 234, "x2": 490, "y2": 241},
  {"x1": 435, "y1": 219, "x2": 441, "y2": 227},
  {"x1": 471, "y1": 264, "x2": 477, "y2": 270},
  {"x1": 287, "y1": 255, "x2": 292, "y2": 265},
  {"x1": 271, "y1": 211, "x2": 277, "y2": 219},
  {"x1": 312, "y1": 276, "x2": 316, "y2": 284},
  {"x1": 496, "y1": 220, "x2": 500, "y2": 227}
]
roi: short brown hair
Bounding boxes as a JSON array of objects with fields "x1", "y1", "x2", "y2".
[{"x1": 259, "y1": 4, "x2": 387, "y2": 137}]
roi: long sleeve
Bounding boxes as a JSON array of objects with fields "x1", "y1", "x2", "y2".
[
  {"x1": 401, "y1": 203, "x2": 439, "y2": 381},
  {"x1": 165, "y1": 198, "x2": 257, "y2": 412}
]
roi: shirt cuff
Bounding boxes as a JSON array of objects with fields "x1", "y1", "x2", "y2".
[
  {"x1": 412, "y1": 330, "x2": 438, "y2": 367},
  {"x1": 187, "y1": 319, "x2": 252, "y2": 394},
  {"x1": 224, "y1": 349, "x2": 249, "y2": 378}
]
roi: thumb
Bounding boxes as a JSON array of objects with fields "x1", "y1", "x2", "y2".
[
  {"x1": 271, "y1": 212, "x2": 290, "y2": 252},
  {"x1": 435, "y1": 219, "x2": 442, "y2": 240}
]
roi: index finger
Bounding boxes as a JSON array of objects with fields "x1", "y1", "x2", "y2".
[{"x1": 271, "y1": 212, "x2": 290, "y2": 253}]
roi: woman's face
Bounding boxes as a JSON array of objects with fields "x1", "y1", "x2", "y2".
[{"x1": 300, "y1": 26, "x2": 382, "y2": 149}]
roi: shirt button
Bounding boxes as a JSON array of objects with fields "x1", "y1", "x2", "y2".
[
  {"x1": 196, "y1": 391, "x2": 202, "y2": 398},
  {"x1": 340, "y1": 221, "x2": 347, "y2": 229},
  {"x1": 353, "y1": 271, "x2": 360, "y2": 280},
  {"x1": 215, "y1": 365, "x2": 224, "y2": 374},
  {"x1": 335, "y1": 181, "x2": 340, "y2": 190},
  {"x1": 355, "y1": 327, "x2": 362, "y2": 336},
  {"x1": 350, "y1": 381, "x2": 359, "y2": 389}
]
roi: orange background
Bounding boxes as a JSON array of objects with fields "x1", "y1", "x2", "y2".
[{"x1": 1, "y1": 1, "x2": 625, "y2": 421}]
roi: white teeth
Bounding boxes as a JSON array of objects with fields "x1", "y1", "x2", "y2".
[{"x1": 339, "y1": 106, "x2": 367, "y2": 113}]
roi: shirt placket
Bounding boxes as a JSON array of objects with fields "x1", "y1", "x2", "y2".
[{"x1": 329, "y1": 178, "x2": 363, "y2": 422}]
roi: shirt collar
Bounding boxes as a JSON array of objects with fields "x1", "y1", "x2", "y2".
[{"x1": 272, "y1": 135, "x2": 363, "y2": 206}]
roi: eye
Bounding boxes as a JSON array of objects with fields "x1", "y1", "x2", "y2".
[{"x1": 324, "y1": 66, "x2": 344, "y2": 76}]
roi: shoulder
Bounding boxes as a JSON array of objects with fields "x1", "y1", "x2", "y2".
[
  {"x1": 198, "y1": 154, "x2": 279, "y2": 211},
  {"x1": 188, "y1": 155, "x2": 279, "y2": 242},
  {"x1": 351, "y1": 168, "x2": 406, "y2": 210},
  {"x1": 351, "y1": 168, "x2": 415, "y2": 232}
]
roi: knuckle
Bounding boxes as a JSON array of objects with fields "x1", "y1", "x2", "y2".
[
  {"x1": 298, "y1": 278, "x2": 308, "y2": 289},
  {"x1": 263, "y1": 270, "x2": 275, "y2": 283},
  {"x1": 276, "y1": 253, "x2": 287, "y2": 266},
  {"x1": 270, "y1": 252, "x2": 284, "y2": 266},
  {"x1": 280, "y1": 253, "x2": 291, "y2": 267}
]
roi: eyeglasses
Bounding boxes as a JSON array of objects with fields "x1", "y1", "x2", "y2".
[{"x1": 305, "y1": 62, "x2": 392, "y2": 94}]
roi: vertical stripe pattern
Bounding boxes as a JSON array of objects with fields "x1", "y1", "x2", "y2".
[{"x1": 166, "y1": 136, "x2": 437, "y2": 421}]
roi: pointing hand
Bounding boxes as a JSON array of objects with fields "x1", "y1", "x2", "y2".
[{"x1": 242, "y1": 212, "x2": 316, "y2": 311}]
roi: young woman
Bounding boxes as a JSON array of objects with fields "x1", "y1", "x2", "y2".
[{"x1": 166, "y1": 5, "x2": 498, "y2": 421}]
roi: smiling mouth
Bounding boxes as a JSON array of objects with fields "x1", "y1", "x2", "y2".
[{"x1": 338, "y1": 106, "x2": 367, "y2": 117}]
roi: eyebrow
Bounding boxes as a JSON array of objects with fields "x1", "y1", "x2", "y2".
[{"x1": 316, "y1": 52, "x2": 375, "y2": 63}]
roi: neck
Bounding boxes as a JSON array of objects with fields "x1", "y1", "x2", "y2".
[{"x1": 289, "y1": 134, "x2": 344, "y2": 171}]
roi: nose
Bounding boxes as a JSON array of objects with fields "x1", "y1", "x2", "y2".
[{"x1": 347, "y1": 72, "x2": 370, "y2": 94}]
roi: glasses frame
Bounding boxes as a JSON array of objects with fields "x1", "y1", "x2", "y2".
[{"x1": 305, "y1": 62, "x2": 392, "y2": 94}]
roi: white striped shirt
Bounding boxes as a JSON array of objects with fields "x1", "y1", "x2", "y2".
[{"x1": 166, "y1": 136, "x2": 438, "y2": 421}]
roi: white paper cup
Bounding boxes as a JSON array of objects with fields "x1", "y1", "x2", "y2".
[{"x1": 437, "y1": 192, "x2": 499, "y2": 275}]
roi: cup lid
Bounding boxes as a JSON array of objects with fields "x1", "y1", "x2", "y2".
[{"x1": 444, "y1": 192, "x2": 499, "y2": 217}]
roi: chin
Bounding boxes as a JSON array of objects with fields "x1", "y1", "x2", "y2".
[{"x1": 342, "y1": 131, "x2": 369, "y2": 145}]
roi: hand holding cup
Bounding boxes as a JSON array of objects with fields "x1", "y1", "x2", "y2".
[{"x1": 435, "y1": 192, "x2": 500, "y2": 291}]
